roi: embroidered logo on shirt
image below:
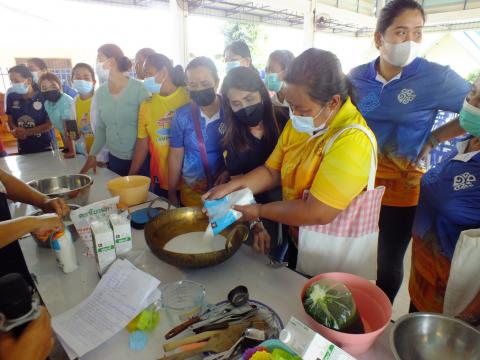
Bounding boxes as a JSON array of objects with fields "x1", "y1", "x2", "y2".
[
  {"x1": 12, "y1": 100, "x2": 20, "y2": 109},
  {"x1": 218, "y1": 122, "x2": 226, "y2": 135},
  {"x1": 397, "y1": 89, "x2": 416, "y2": 104},
  {"x1": 33, "y1": 101, "x2": 43, "y2": 111},
  {"x1": 357, "y1": 92, "x2": 380, "y2": 114},
  {"x1": 453, "y1": 172, "x2": 476, "y2": 191}
]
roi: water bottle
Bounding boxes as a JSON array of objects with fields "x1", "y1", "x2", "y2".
[{"x1": 50, "y1": 229, "x2": 78, "y2": 273}]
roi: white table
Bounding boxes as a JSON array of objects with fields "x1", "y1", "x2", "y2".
[{"x1": 0, "y1": 153, "x2": 395, "y2": 360}]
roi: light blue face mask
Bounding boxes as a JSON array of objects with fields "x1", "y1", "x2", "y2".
[
  {"x1": 264, "y1": 73, "x2": 283, "y2": 93},
  {"x1": 460, "y1": 99, "x2": 480, "y2": 137},
  {"x1": 73, "y1": 80, "x2": 94, "y2": 95},
  {"x1": 225, "y1": 61, "x2": 241, "y2": 74},
  {"x1": 10, "y1": 81, "x2": 29, "y2": 95},
  {"x1": 143, "y1": 76, "x2": 161, "y2": 94},
  {"x1": 290, "y1": 106, "x2": 329, "y2": 135}
]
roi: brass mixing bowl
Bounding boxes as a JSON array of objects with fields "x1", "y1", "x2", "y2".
[{"x1": 144, "y1": 207, "x2": 249, "y2": 268}]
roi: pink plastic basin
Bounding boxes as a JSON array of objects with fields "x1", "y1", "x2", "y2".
[{"x1": 300, "y1": 272, "x2": 392, "y2": 356}]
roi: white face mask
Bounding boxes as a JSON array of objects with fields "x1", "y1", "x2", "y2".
[
  {"x1": 96, "y1": 60, "x2": 110, "y2": 84},
  {"x1": 381, "y1": 39, "x2": 421, "y2": 67}
]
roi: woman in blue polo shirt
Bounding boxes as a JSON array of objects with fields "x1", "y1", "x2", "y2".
[
  {"x1": 6, "y1": 65, "x2": 53, "y2": 155},
  {"x1": 168, "y1": 57, "x2": 226, "y2": 207},
  {"x1": 349, "y1": 0, "x2": 471, "y2": 302},
  {"x1": 409, "y1": 82, "x2": 480, "y2": 324}
]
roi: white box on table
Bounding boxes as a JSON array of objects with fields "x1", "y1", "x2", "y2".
[{"x1": 91, "y1": 220, "x2": 117, "y2": 275}]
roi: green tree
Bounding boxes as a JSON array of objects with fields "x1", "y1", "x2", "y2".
[
  {"x1": 223, "y1": 21, "x2": 268, "y2": 70},
  {"x1": 224, "y1": 22, "x2": 259, "y2": 48}
]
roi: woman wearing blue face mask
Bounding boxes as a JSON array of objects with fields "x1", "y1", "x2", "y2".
[
  {"x1": 6, "y1": 65, "x2": 53, "y2": 154},
  {"x1": 349, "y1": 0, "x2": 471, "y2": 303},
  {"x1": 71, "y1": 63, "x2": 102, "y2": 159},
  {"x1": 224, "y1": 40, "x2": 255, "y2": 74},
  {"x1": 80, "y1": 44, "x2": 149, "y2": 176},
  {"x1": 204, "y1": 48, "x2": 376, "y2": 270},
  {"x1": 129, "y1": 53, "x2": 190, "y2": 199},
  {"x1": 409, "y1": 78, "x2": 480, "y2": 325},
  {"x1": 264, "y1": 50, "x2": 295, "y2": 108}
]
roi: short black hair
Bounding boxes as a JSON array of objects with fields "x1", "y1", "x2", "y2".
[
  {"x1": 285, "y1": 48, "x2": 352, "y2": 104},
  {"x1": 135, "y1": 48, "x2": 156, "y2": 60},
  {"x1": 186, "y1": 56, "x2": 219, "y2": 83},
  {"x1": 376, "y1": 0, "x2": 426, "y2": 34},
  {"x1": 71, "y1": 63, "x2": 95, "y2": 81},
  {"x1": 224, "y1": 40, "x2": 252, "y2": 59},
  {"x1": 8, "y1": 65, "x2": 33, "y2": 80},
  {"x1": 27, "y1": 57, "x2": 48, "y2": 71},
  {"x1": 268, "y1": 50, "x2": 295, "y2": 72}
]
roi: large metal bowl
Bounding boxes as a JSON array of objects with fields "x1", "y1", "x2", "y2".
[
  {"x1": 144, "y1": 207, "x2": 249, "y2": 268},
  {"x1": 391, "y1": 312, "x2": 480, "y2": 360},
  {"x1": 27, "y1": 174, "x2": 93, "y2": 206}
]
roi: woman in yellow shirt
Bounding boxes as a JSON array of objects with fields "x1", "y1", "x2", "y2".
[
  {"x1": 72, "y1": 63, "x2": 95, "y2": 154},
  {"x1": 204, "y1": 48, "x2": 376, "y2": 268},
  {"x1": 72, "y1": 63, "x2": 108, "y2": 165},
  {"x1": 129, "y1": 53, "x2": 190, "y2": 197}
]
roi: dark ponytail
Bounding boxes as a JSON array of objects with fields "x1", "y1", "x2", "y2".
[
  {"x1": 145, "y1": 53, "x2": 186, "y2": 87},
  {"x1": 98, "y1": 44, "x2": 132, "y2": 72},
  {"x1": 285, "y1": 48, "x2": 352, "y2": 104}
]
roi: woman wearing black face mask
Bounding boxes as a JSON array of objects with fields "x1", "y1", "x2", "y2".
[
  {"x1": 168, "y1": 57, "x2": 228, "y2": 207},
  {"x1": 39, "y1": 72, "x2": 77, "y2": 158},
  {"x1": 221, "y1": 67, "x2": 286, "y2": 259}
]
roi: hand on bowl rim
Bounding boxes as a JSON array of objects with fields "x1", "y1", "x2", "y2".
[{"x1": 41, "y1": 197, "x2": 70, "y2": 217}]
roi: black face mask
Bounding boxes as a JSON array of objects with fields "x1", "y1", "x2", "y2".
[
  {"x1": 43, "y1": 90, "x2": 62, "y2": 103},
  {"x1": 234, "y1": 102, "x2": 264, "y2": 127},
  {"x1": 190, "y1": 88, "x2": 217, "y2": 107}
]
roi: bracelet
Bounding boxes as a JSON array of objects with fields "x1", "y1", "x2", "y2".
[{"x1": 429, "y1": 134, "x2": 440, "y2": 148}]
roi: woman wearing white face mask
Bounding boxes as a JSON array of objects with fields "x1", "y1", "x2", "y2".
[
  {"x1": 349, "y1": 0, "x2": 471, "y2": 303},
  {"x1": 204, "y1": 49, "x2": 376, "y2": 270},
  {"x1": 80, "y1": 44, "x2": 149, "y2": 176}
]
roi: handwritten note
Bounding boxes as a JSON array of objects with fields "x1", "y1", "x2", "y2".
[{"x1": 52, "y1": 259, "x2": 161, "y2": 358}]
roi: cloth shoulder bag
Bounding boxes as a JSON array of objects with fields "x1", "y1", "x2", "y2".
[{"x1": 296, "y1": 124, "x2": 385, "y2": 279}]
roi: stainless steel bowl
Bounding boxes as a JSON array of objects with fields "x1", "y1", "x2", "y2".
[
  {"x1": 27, "y1": 174, "x2": 93, "y2": 206},
  {"x1": 391, "y1": 312, "x2": 480, "y2": 360}
]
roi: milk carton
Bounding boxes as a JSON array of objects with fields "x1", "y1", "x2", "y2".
[
  {"x1": 109, "y1": 213, "x2": 132, "y2": 256},
  {"x1": 279, "y1": 317, "x2": 357, "y2": 360},
  {"x1": 91, "y1": 221, "x2": 117, "y2": 276},
  {"x1": 203, "y1": 188, "x2": 256, "y2": 235}
]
